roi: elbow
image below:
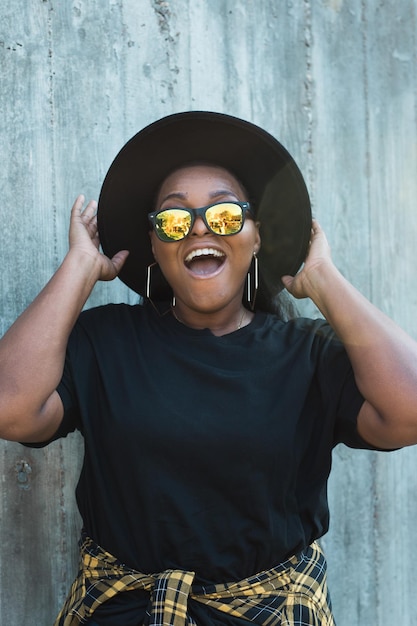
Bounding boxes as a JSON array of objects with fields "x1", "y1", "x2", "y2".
[
  {"x1": 358, "y1": 401, "x2": 417, "y2": 448},
  {"x1": 0, "y1": 403, "x2": 33, "y2": 442},
  {"x1": 0, "y1": 394, "x2": 49, "y2": 442}
]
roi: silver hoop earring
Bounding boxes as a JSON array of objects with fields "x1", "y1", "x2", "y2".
[
  {"x1": 146, "y1": 262, "x2": 158, "y2": 301},
  {"x1": 146, "y1": 262, "x2": 174, "y2": 315},
  {"x1": 245, "y1": 253, "x2": 259, "y2": 311}
]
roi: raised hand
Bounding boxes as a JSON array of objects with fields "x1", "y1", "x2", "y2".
[
  {"x1": 68, "y1": 195, "x2": 129, "y2": 282},
  {"x1": 281, "y1": 219, "x2": 333, "y2": 300}
]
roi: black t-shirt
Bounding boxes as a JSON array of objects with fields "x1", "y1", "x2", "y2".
[{"x1": 39, "y1": 302, "x2": 374, "y2": 624}]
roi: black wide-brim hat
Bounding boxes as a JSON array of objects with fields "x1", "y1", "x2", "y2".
[{"x1": 98, "y1": 111, "x2": 311, "y2": 299}]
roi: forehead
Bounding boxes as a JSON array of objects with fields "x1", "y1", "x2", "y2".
[{"x1": 157, "y1": 163, "x2": 247, "y2": 198}]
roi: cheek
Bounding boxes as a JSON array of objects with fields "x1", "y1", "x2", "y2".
[
  {"x1": 240, "y1": 223, "x2": 261, "y2": 255},
  {"x1": 150, "y1": 233, "x2": 170, "y2": 264},
  {"x1": 150, "y1": 235, "x2": 181, "y2": 275}
]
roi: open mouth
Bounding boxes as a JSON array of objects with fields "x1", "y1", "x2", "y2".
[{"x1": 184, "y1": 248, "x2": 226, "y2": 276}]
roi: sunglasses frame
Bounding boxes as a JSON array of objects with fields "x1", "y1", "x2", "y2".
[{"x1": 148, "y1": 200, "x2": 254, "y2": 242}]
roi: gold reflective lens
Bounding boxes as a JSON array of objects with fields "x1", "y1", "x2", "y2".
[
  {"x1": 206, "y1": 202, "x2": 244, "y2": 235},
  {"x1": 155, "y1": 209, "x2": 192, "y2": 241}
]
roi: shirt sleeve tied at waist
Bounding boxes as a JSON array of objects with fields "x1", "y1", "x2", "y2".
[{"x1": 54, "y1": 533, "x2": 335, "y2": 626}]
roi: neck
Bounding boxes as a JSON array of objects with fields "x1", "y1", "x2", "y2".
[{"x1": 171, "y1": 301, "x2": 253, "y2": 336}]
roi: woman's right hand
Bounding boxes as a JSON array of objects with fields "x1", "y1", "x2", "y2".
[{"x1": 68, "y1": 194, "x2": 129, "y2": 282}]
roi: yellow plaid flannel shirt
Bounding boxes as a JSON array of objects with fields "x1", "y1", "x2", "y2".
[{"x1": 54, "y1": 533, "x2": 335, "y2": 625}]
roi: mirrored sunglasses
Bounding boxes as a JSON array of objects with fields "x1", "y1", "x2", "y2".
[{"x1": 148, "y1": 201, "x2": 253, "y2": 242}]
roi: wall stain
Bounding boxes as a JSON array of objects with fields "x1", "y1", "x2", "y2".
[{"x1": 151, "y1": 0, "x2": 172, "y2": 37}]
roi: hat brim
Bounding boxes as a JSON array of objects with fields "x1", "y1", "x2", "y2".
[{"x1": 98, "y1": 111, "x2": 311, "y2": 298}]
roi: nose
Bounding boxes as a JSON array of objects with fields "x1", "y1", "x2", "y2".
[{"x1": 189, "y1": 214, "x2": 210, "y2": 236}]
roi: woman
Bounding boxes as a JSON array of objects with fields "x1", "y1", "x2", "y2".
[{"x1": 1, "y1": 112, "x2": 417, "y2": 625}]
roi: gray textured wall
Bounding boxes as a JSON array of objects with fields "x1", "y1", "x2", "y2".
[{"x1": 1, "y1": 1, "x2": 417, "y2": 624}]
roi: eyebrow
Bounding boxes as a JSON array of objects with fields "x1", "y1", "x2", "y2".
[{"x1": 160, "y1": 189, "x2": 240, "y2": 205}]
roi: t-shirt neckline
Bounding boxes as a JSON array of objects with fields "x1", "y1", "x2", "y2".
[{"x1": 147, "y1": 301, "x2": 267, "y2": 339}]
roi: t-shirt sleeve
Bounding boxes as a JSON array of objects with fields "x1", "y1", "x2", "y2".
[
  {"x1": 311, "y1": 319, "x2": 388, "y2": 451},
  {"x1": 22, "y1": 329, "x2": 82, "y2": 449}
]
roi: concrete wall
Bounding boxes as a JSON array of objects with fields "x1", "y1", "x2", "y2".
[{"x1": 1, "y1": 1, "x2": 417, "y2": 624}]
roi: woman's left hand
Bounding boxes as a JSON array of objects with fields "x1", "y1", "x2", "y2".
[
  {"x1": 281, "y1": 219, "x2": 332, "y2": 299},
  {"x1": 281, "y1": 217, "x2": 417, "y2": 449}
]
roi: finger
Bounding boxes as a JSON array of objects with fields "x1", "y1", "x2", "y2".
[
  {"x1": 110, "y1": 250, "x2": 130, "y2": 276},
  {"x1": 71, "y1": 194, "x2": 85, "y2": 215},
  {"x1": 281, "y1": 275, "x2": 293, "y2": 290},
  {"x1": 87, "y1": 215, "x2": 99, "y2": 238},
  {"x1": 81, "y1": 200, "x2": 98, "y2": 222},
  {"x1": 311, "y1": 218, "x2": 324, "y2": 235}
]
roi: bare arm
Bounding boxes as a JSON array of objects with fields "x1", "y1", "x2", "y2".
[
  {"x1": 282, "y1": 220, "x2": 417, "y2": 449},
  {"x1": 0, "y1": 196, "x2": 129, "y2": 443}
]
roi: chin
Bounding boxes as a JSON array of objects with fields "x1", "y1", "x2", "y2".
[{"x1": 186, "y1": 291, "x2": 238, "y2": 313}]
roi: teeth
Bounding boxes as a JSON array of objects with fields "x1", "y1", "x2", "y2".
[{"x1": 185, "y1": 248, "x2": 225, "y2": 263}]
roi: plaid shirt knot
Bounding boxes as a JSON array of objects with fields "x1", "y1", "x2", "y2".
[
  {"x1": 54, "y1": 533, "x2": 335, "y2": 625},
  {"x1": 147, "y1": 569, "x2": 196, "y2": 625}
]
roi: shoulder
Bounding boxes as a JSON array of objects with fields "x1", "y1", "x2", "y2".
[
  {"x1": 263, "y1": 314, "x2": 336, "y2": 344},
  {"x1": 67, "y1": 303, "x2": 146, "y2": 351},
  {"x1": 77, "y1": 302, "x2": 144, "y2": 328},
  {"x1": 248, "y1": 314, "x2": 342, "y2": 369}
]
